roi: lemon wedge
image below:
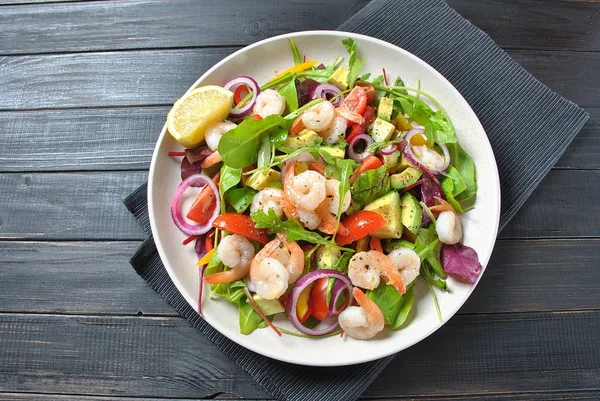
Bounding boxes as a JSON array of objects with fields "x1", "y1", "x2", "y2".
[{"x1": 167, "y1": 85, "x2": 234, "y2": 148}]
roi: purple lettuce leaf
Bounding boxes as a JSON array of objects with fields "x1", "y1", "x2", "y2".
[{"x1": 441, "y1": 243, "x2": 482, "y2": 284}]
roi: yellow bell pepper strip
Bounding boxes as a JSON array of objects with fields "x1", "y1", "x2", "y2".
[{"x1": 270, "y1": 61, "x2": 318, "y2": 81}]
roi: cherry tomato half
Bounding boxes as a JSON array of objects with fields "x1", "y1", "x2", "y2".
[
  {"x1": 335, "y1": 210, "x2": 387, "y2": 246},
  {"x1": 339, "y1": 85, "x2": 367, "y2": 115},
  {"x1": 212, "y1": 213, "x2": 269, "y2": 244},
  {"x1": 349, "y1": 155, "x2": 383, "y2": 184},
  {"x1": 357, "y1": 82, "x2": 376, "y2": 105},
  {"x1": 346, "y1": 105, "x2": 375, "y2": 144}
]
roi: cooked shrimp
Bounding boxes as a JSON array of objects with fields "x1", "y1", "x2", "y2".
[
  {"x1": 204, "y1": 121, "x2": 237, "y2": 151},
  {"x1": 253, "y1": 89, "x2": 286, "y2": 118},
  {"x1": 388, "y1": 247, "x2": 421, "y2": 287},
  {"x1": 301, "y1": 101, "x2": 335, "y2": 132},
  {"x1": 436, "y1": 210, "x2": 463, "y2": 244},
  {"x1": 250, "y1": 187, "x2": 287, "y2": 219},
  {"x1": 249, "y1": 237, "x2": 304, "y2": 299},
  {"x1": 287, "y1": 170, "x2": 327, "y2": 211},
  {"x1": 320, "y1": 116, "x2": 348, "y2": 144},
  {"x1": 200, "y1": 150, "x2": 222, "y2": 168},
  {"x1": 324, "y1": 179, "x2": 351, "y2": 216},
  {"x1": 412, "y1": 145, "x2": 447, "y2": 172},
  {"x1": 348, "y1": 250, "x2": 406, "y2": 294},
  {"x1": 338, "y1": 287, "x2": 384, "y2": 340},
  {"x1": 297, "y1": 207, "x2": 321, "y2": 230},
  {"x1": 204, "y1": 234, "x2": 255, "y2": 284}
]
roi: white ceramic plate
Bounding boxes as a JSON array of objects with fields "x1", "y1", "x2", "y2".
[{"x1": 148, "y1": 31, "x2": 500, "y2": 366}]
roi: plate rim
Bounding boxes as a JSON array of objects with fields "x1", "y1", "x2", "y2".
[{"x1": 148, "y1": 30, "x2": 501, "y2": 366}]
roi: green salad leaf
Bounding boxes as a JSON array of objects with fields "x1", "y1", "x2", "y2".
[
  {"x1": 257, "y1": 133, "x2": 271, "y2": 168},
  {"x1": 367, "y1": 283, "x2": 414, "y2": 329},
  {"x1": 341, "y1": 38, "x2": 366, "y2": 89},
  {"x1": 219, "y1": 165, "x2": 241, "y2": 212},
  {"x1": 350, "y1": 165, "x2": 390, "y2": 205},
  {"x1": 446, "y1": 142, "x2": 477, "y2": 205},
  {"x1": 225, "y1": 187, "x2": 257, "y2": 213},
  {"x1": 250, "y1": 209, "x2": 353, "y2": 252},
  {"x1": 278, "y1": 77, "x2": 299, "y2": 114},
  {"x1": 218, "y1": 115, "x2": 292, "y2": 168},
  {"x1": 289, "y1": 38, "x2": 303, "y2": 65},
  {"x1": 237, "y1": 294, "x2": 267, "y2": 335}
]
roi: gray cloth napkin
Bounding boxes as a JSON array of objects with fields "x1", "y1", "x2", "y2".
[{"x1": 124, "y1": 0, "x2": 588, "y2": 400}]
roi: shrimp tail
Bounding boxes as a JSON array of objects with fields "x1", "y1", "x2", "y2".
[
  {"x1": 204, "y1": 269, "x2": 244, "y2": 284},
  {"x1": 352, "y1": 287, "x2": 384, "y2": 331},
  {"x1": 201, "y1": 151, "x2": 222, "y2": 169}
]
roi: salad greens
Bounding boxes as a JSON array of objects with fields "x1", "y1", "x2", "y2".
[{"x1": 169, "y1": 36, "x2": 482, "y2": 339}]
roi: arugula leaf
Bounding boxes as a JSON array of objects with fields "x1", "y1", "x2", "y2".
[
  {"x1": 250, "y1": 209, "x2": 353, "y2": 251},
  {"x1": 289, "y1": 38, "x2": 303, "y2": 65},
  {"x1": 350, "y1": 165, "x2": 390, "y2": 205},
  {"x1": 410, "y1": 101, "x2": 456, "y2": 145},
  {"x1": 421, "y1": 259, "x2": 448, "y2": 291},
  {"x1": 257, "y1": 133, "x2": 271, "y2": 169},
  {"x1": 391, "y1": 287, "x2": 414, "y2": 329},
  {"x1": 226, "y1": 187, "x2": 257, "y2": 213},
  {"x1": 359, "y1": 72, "x2": 371, "y2": 81},
  {"x1": 341, "y1": 38, "x2": 366, "y2": 88},
  {"x1": 278, "y1": 77, "x2": 299, "y2": 114},
  {"x1": 218, "y1": 115, "x2": 292, "y2": 168},
  {"x1": 325, "y1": 251, "x2": 353, "y2": 305},
  {"x1": 392, "y1": 76, "x2": 408, "y2": 95}
]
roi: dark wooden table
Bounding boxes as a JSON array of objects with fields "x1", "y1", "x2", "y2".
[{"x1": 0, "y1": 1, "x2": 599, "y2": 400}]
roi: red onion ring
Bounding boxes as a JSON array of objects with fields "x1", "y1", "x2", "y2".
[
  {"x1": 286, "y1": 269, "x2": 354, "y2": 336},
  {"x1": 379, "y1": 143, "x2": 397, "y2": 156},
  {"x1": 404, "y1": 129, "x2": 450, "y2": 174},
  {"x1": 171, "y1": 174, "x2": 220, "y2": 236},
  {"x1": 311, "y1": 83, "x2": 343, "y2": 107},
  {"x1": 348, "y1": 134, "x2": 375, "y2": 162},
  {"x1": 328, "y1": 279, "x2": 350, "y2": 316},
  {"x1": 224, "y1": 76, "x2": 260, "y2": 117}
]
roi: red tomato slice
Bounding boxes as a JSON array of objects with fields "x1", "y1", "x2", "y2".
[
  {"x1": 340, "y1": 85, "x2": 367, "y2": 115},
  {"x1": 357, "y1": 82, "x2": 376, "y2": 105},
  {"x1": 250, "y1": 114, "x2": 263, "y2": 120},
  {"x1": 297, "y1": 284, "x2": 314, "y2": 323},
  {"x1": 309, "y1": 277, "x2": 330, "y2": 321},
  {"x1": 234, "y1": 84, "x2": 250, "y2": 105},
  {"x1": 335, "y1": 210, "x2": 387, "y2": 246},
  {"x1": 186, "y1": 173, "x2": 220, "y2": 224},
  {"x1": 212, "y1": 213, "x2": 269, "y2": 244},
  {"x1": 346, "y1": 105, "x2": 375, "y2": 144},
  {"x1": 349, "y1": 155, "x2": 383, "y2": 184}
]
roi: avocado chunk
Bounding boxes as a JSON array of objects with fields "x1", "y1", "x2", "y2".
[
  {"x1": 390, "y1": 167, "x2": 422, "y2": 190},
  {"x1": 252, "y1": 295, "x2": 285, "y2": 316},
  {"x1": 316, "y1": 247, "x2": 341, "y2": 269},
  {"x1": 278, "y1": 129, "x2": 322, "y2": 153},
  {"x1": 400, "y1": 192, "x2": 422, "y2": 235},
  {"x1": 377, "y1": 97, "x2": 394, "y2": 121},
  {"x1": 246, "y1": 169, "x2": 281, "y2": 190},
  {"x1": 382, "y1": 150, "x2": 402, "y2": 171},
  {"x1": 319, "y1": 145, "x2": 345, "y2": 159},
  {"x1": 370, "y1": 118, "x2": 396, "y2": 143},
  {"x1": 328, "y1": 66, "x2": 349, "y2": 90},
  {"x1": 363, "y1": 191, "x2": 403, "y2": 239}
]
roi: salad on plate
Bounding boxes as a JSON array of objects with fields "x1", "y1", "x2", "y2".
[{"x1": 165, "y1": 38, "x2": 482, "y2": 340}]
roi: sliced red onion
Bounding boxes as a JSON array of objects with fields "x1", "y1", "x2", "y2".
[
  {"x1": 380, "y1": 143, "x2": 397, "y2": 156},
  {"x1": 404, "y1": 129, "x2": 450, "y2": 174},
  {"x1": 280, "y1": 151, "x2": 320, "y2": 184},
  {"x1": 328, "y1": 279, "x2": 350, "y2": 316},
  {"x1": 348, "y1": 134, "x2": 375, "y2": 162},
  {"x1": 311, "y1": 83, "x2": 343, "y2": 106},
  {"x1": 171, "y1": 174, "x2": 220, "y2": 236},
  {"x1": 286, "y1": 269, "x2": 353, "y2": 336},
  {"x1": 224, "y1": 76, "x2": 260, "y2": 117}
]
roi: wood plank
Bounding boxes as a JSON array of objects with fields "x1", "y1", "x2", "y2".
[
  {"x1": 0, "y1": 0, "x2": 368, "y2": 55},
  {"x1": 0, "y1": 314, "x2": 268, "y2": 399},
  {"x1": 0, "y1": 107, "x2": 166, "y2": 172},
  {"x1": 1, "y1": 0, "x2": 598, "y2": 54},
  {"x1": 0, "y1": 239, "x2": 597, "y2": 316},
  {"x1": 0, "y1": 311, "x2": 596, "y2": 398},
  {"x1": 0, "y1": 169, "x2": 598, "y2": 240},
  {"x1": 0, "y1": 106, "x2": 597, "y2": 172},
  {"x1": 0, "y1": 241, "x2": 178, "y2": 316},
  {"x1": 0, "y1": 49, "x2": 597, "y2": 111},
  {"x1": 0, "y1": 106, "x2": 596, "y2": 172},
  {"x1": 447, "y1": 0, "x2": 600, "y2": 52},
  {"x1": 0, "y1": 171, "x2": 147, "y2": 240},
  {"x1": 1, "y1": 391, "x2": 600, "y2": 401}
]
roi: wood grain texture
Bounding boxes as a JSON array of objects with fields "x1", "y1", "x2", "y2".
[
  {"x1": 0, "y1": 171, "x2": 147, "y2": 240},
  {"x1": 0, "y1": 49, "x2": 597, "y2": 110},
  {"x1": 0, "y1": 169, "x2": 597, "y2": 240},
  {"x1": 0, "y1": 241, "x2": 177, "y2": 316},
  {"x1": 0, "y1": 311, "x2": 596, "y2": 398},
  {"x1": 0, "y1": 106, "x2": 597, "y2": 172},
  {"x1": 1, "y1": 0, "x2": 598, "y2": 54},
  {"x1": 0, "y1": 314, "x2": 268, "y2": 399},
  {"x1": 0, "y1": 239, "x2": 598, "y2": 316},
  {"x1": 0, "y1": 0, "x2": 369, "y2": 55}
]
